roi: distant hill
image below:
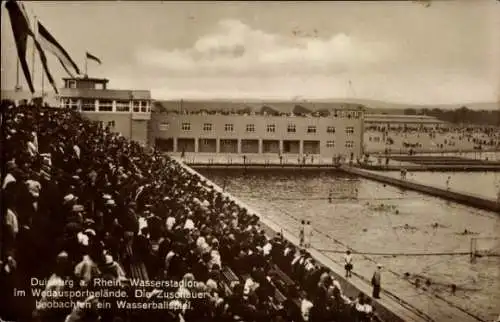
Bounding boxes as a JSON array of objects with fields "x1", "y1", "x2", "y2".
[
  {"x1": 348, "y1": 99, "x2": 499, "y2": 114},
  {"x1": 154, "y1": 98, "x2": 499, "y2": 113},
  {"x1": 153, "y1": 99, "x2": 365, "y2": 114}
]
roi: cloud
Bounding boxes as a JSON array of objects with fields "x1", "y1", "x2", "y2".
[
  {"x1": 135, "y1": 19, "x2": 393, "y2": 77},
  {"x1": 122, "y1": 19, "x2": 497, "y2": 103}
]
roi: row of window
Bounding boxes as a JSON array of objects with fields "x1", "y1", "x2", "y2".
[
  {"x1": 196, "y1": 139, "x2": 354, "y2": 148},
  {"x1": 65, "y1": 80, "x2": 105, "y2": 90},
  {"x1": 162, "y1": 122, "x2": 355, "y2": 135},
  {"x1": 61, "y1": 99, "x2": 150, "y2": 112},
  {"x1": 325, "y1": 141, "x2": 355, "y2": 148}
]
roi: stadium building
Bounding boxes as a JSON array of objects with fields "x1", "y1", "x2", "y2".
[
  {"x1": 57, "y1": 77, "x2": 365, "y2": 160},
  {"x1": 58, "y1": 76, "x2": 152, "y2": 146},
  {"x1": 150, "y1": 101, "x2": 365, "y2": 160}
]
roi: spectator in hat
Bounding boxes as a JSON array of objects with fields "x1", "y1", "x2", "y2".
[
  {"x1": 301, "y1": 295, "x2": 314, "y2": 322},
  {"x1": 74, "y1": 249, "x2": 100, "y2": 286},
  {"x1": 299, "y1": 221, "x2": 305, "y2": 247},
  {"x1": 64, "y1": 194, "x2": 78, "y2": 204},
  {"x1": 3, "y1": 198, "x2": 19, "y2": 253},
  {"x1": 2, "y1": 161, "x2": 18, "y2": 190},
  {"x1": 100, "y1": 254, "x2": 126, "y2": 281},
  {"x1": 184, "y1": 212, "x2": 195, "y2": 230},
  {"x1": 344, "y1": 250, "x2": 353, "y2": 278},
  {"x1": 166, "y1": 214, "x2": 176, "y2": 231},
  {"x1": 64, "y1": 296, "x2": 100, "y2": 322},
  {"x1": 70, "y1": 205, "x2": 85, "y2": 224},
  {"x1": 304, "y1": 221, "x2": 313, "y2": 248},
  {"x1": 371, "y1": 264, "x2": 382, "y2": 299}
]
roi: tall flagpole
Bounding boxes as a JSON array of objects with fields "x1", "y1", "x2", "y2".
[
  {"x1": 31, "y1": 15, "x2": 37, "y2": 98},
  {"x1": 85, "y1": 54, "x2": 88, "y2": 77},
  {"x1": 41, "y1": 65, "x2": 45, "y2": 98},
  {"x1": 15, "y1": 60, "x2": 21, "y2": 91}
]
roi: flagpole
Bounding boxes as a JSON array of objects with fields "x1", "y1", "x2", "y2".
[
  {"x1": 15, "y1": 59, "x2": 21, "y2": 91},
  {"x1": 37, "y1": 16, "x2": 44, "y2": 98},
  {"x1": 31, "y1": 15, "x2": 37, "y2": 97},
  {"x1": 41, "y1": 65, "x2": 45, "y2": 98},
  {"x1": 85, "y1": 54, "x2": 88, "y2": 77}
]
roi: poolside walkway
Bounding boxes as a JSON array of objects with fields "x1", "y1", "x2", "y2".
[
  {"x1": 169, "y1": 152, "x2": 415, "y2": 167},
  {"x1": 342, "y1": 166, "x2": 499, "y2": 213}
]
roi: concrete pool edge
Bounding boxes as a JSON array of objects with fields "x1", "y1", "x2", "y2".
[{"x1": 340, "y1": 166, "x2": 500, "y2": 213}]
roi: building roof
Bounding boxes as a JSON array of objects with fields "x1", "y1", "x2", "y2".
[
  {"x1": 59, "y1": 88, "x2": 151, "y2": 100},
  {"x1": 62, "y1": 77, "x2": 109, "y2": 83},
  {"x1": 365, "y1": 113, "x2": 447, "y2": 124},
  {"x1": 155, "y1": 100, "x2": 365, "y2": 114}
]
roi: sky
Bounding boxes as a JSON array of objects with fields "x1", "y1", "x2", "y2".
[{"x1": 1, "y1": 0, "x2": 499, "y2": 104}]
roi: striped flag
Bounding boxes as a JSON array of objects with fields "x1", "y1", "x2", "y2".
[
  {"x1": 33, "y1": 34, "x2": 59, "y2": 94},
  {"x1": 5, "y1": 0, "x2": 35, "y2": 93},
  {"x1": 86, "y1": 52, "x2": 102, "y2": 64},
  {"x1": 21, "y1": 10, "x2": 60, "y2": 95},
  {"x1": 6, "y1": 1, "x2": 59, "y2": 94},
  {"x1": 37, "y1": 21, "x2": 81, "y2": 77}
]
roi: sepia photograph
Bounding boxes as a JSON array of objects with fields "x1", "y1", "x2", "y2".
[{"x1": 1, "y1": 1, "x2": 499, "y2": 322}]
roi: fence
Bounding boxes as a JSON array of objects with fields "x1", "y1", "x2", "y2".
[{"x1": 470, "y1": 237, "x2": 500, "y2": 263}]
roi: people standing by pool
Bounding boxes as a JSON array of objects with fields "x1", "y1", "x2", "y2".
[
  {"x1": 400, "y1": 168, "x2": 407, "y2": 180},
  {"x1": 371, "y1": 264, "x2": 383, "y2": 299},
  {"x1": 344, "y1": 250, "x2": 353, "y2": 278},
  {"x1": 304, "y1": 221, "x2": 313, "y2": 248},
  {"x1": 299, "y1": 220, "x2": 305, "y2": 247}
]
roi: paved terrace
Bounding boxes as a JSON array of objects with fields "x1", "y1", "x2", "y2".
[
  {"x1": 361, "y1": 154, "x2": 500, "y2": 171},
  {"x1": 360, "y1": 164, "x2": 500, "y2": 172},
  {"x1": 169, "y1": 152, "x2": 416, "y2": 167},
  {"x1": 172, "y1": 157, "x2": 489, "y2": 322},
  {"x1": 170, "y1": 152, "x2": 500, "y2": 171}
]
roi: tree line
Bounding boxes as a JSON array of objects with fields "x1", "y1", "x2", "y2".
[{"x1": 403, "y1": 106, "x2": 500, "y2": 126}]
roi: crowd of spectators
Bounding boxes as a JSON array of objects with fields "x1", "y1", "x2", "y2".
[
  {"x1": 365, "y1": 125, "x2": 500, "y2": 154},
  {"x1": 1, "y1": 101, "x2": 381, "y2": 322},
  {"x1": 158, "y1": 106, "x2": 361, "y2": 119}
]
